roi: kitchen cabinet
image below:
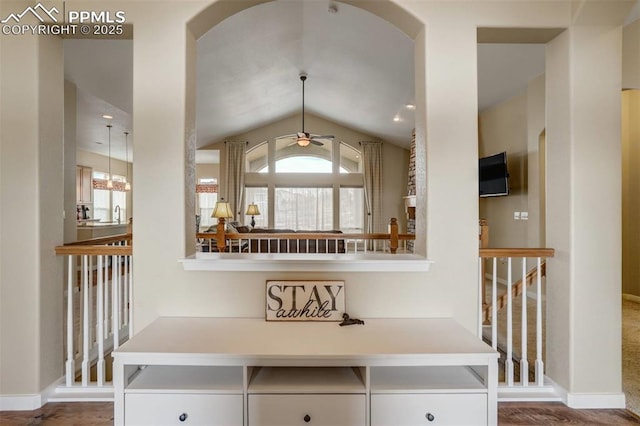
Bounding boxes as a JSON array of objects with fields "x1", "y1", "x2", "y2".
[{"x1": 76, "y1": 165, "x2": 93, "y2": 204}]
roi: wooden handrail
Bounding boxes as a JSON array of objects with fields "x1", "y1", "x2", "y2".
[
  {"x1": 61, "y1": 233, "x2": 132, "y2": 246},
  {"x1": 55, "y1": 245, "x2": 132, "y2": 256},
  {"x1": 197, "y1": 218, "x2": 415, "y2": 254},
  {"x1": 55, "y1": 233, "x2": 132, "y2": 255},
  {"x1": 479, "y1": 248, "x2": 555, "y2": 258}
]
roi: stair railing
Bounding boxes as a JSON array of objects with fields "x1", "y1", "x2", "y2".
[
  {"x1": 478, "y1": 248, "x2": 555, "y2": 392},
  {"x1": 54, "y1": 234, "x2": 132, "y2": 397}
]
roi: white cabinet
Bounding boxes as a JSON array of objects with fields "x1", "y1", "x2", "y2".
[
  {"x1": 248, "y1": 367, "x2": 366, "y2": 426},
  {"x1": 123, "y1": 365, "x2": 243, "y2": 426},
  {"x1": 76, "y1": 165, "x2": 92, "y2": 204},
  {"x1": 113, "y1": 318, "x2": 498, "y2": 426},
  {"x1": 371, "y1": 393, "x2": 486, "y2": 426},
  {"x1": 370, "y1": 366, "x2": 489, "y2": 425},
  {"x1": 249, "y1": 394, "x2": 366, "y2": 426},
  {"x1": 126, "y1": 393, "x2": 243, "y2": 426}
]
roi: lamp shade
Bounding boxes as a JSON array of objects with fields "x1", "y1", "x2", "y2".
[
  {"x1": 212, "y1": 201, "x2": 233, "y2": 218},
  {"x1": 246, "y1": 203, "x2": 261, "y2": 216}
]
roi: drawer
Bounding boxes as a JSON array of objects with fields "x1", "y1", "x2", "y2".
[
  {"x1": 248, "y1": 394, "x2": 366, "y2": 426},
  {"x1": 371, "y1": 393, "x2": 487, "y2": 426},
  {"x1": 125, "y1": 393, "x2": 243, "y2": 426}
]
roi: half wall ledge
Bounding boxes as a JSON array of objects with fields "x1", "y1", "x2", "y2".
[{"x1": 179, "y1": 253, "x2": 433, "y2": 272}]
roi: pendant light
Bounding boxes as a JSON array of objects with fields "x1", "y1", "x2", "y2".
[
  {"x1": 106, "y1": 124, "x2": 114, "y2": 189},
  {"x1": 124, "y1": 131, "x2": 131, "y2": 191}
]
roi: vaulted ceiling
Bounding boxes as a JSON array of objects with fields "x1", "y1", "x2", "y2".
[{"x1": 64, "y1": 0, "x2": 639, "y2": 162}]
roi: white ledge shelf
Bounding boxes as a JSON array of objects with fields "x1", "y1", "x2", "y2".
[{"x1": 180, "y1": 253, "x2": 433, "y2": 272}]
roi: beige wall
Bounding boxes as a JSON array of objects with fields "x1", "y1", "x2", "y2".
[
  {"x1": 623, "y1": 19, "x2": 640, "y2": 90},
  {"x1": 623, "y1": 90, "x2": 640, "y2": 298},
  {"x1": 0, "y1": 29, "x2": 64, "y2": 400}
]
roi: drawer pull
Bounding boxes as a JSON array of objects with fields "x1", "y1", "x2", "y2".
[
  {"x1": 426, "y1": 412, "x2": 435, "y2": 422},
  {"x1": 303, "y1": 414, "x2": 311, "y2": 423},
  {"x1": 179, "y1": 412, "x2": 188, "y2": 422}
]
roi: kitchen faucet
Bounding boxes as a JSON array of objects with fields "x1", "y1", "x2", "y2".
[{"x1": 114, "y1": 205, "x2": 121, "y2": 224}]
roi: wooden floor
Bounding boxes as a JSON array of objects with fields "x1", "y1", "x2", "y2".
[{"x1": 1, "y1": 402, "x2": 639, "y2": 425}]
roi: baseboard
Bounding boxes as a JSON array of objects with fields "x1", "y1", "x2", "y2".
[
  {"x1": 623, "y1": 293, "x2": 640, "y2": 304},
  {"x1": 0, "y1": 394, "x2": 43, "y2": 411},
  {"x1": 0, "y1": 376, "x2": 63, "y2": 411},
  {"x1": 547, "y1": 376, "x2": 626, "y2": 409}
]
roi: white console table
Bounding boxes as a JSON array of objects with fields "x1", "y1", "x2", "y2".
[{"x1": 113, "y1": 317, "x2": 498, "y2": 425}]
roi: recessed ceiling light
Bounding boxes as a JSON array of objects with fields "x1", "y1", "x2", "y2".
[
  {"x1": 405, "y1": 104, "x2": 416, "y2": 110},
  {"x1": 102, "y1": 115, "x2": 113, "y2": 119},
  {"x1": 393, "y1": 116, "x2": 401, "y2": 122}
]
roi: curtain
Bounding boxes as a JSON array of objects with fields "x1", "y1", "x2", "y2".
[
  {"x1": 360, "y1": 141, "x2": 383, "y2": 234},
  {"x1": 225, "y1": 141, "x2": 246, "y2": 220}
]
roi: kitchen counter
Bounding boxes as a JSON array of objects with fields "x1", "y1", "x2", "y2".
[{"x1": 77, "y1": 222, "x2": 128, "y2": 240}]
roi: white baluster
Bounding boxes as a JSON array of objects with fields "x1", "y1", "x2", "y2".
[
  {"x1": 88, "y1": 256, "x2": 94, "y2": 347},
  {"x1": 128, "y1": 256, "x2": 133, "y2": 335},
  {"x1": 492, "y1": 258, "x2": 498, "y2": 351},
  {"x1": 506, "y1": 257, "x2": 514, "y2": 387},
  {"x1": 535, "y1": 257, "x2": 544, "y2": 386},
  {"x1": 81, "y1": 255, "x2": 90, "y2": 387},
  {"x1": 520, "y1": 258, "x2": 529, "y2": 386},
  {"x1": 112, "y1": 255, "x2": 120, "y2": 350},
  {"x1": 65, "y1": 256, "x2": 75, "y2": 387},
  {"x1": 96, "y1": 255, "x2": 105, "y2": 386},
  {"x1": 104, "y1": 255, "x2": 110, "y2": 337},
  {"x1": 477, "y1": 257, "x2": 483, "y2": 338},
  {"x1": 123, "y1": 253, "x2": 129, "y2": 327}
]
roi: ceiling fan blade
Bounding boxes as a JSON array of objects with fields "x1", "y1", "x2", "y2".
[
  {"x1": 311, "y1": 135, "x2": 334, "y2": 141},
  {"x1": 309, "y1": 139, "x2": 324, "y2": 146}
]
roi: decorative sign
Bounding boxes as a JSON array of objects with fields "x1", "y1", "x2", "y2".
[{"x1": 266, "y1": 280, "x2": 345, "y2": 321}]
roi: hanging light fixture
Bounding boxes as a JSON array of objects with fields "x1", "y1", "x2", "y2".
[
  {"x1": 124, "y1": 131, "x2": 131, "y2": 191},
  {"x1": 106, "y1": 124, "x2": 114, "y2": 189}
]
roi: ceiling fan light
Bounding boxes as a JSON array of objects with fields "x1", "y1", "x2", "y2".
[{"x1": 297, "y1": 138, "x2": 311, "y2": 147}]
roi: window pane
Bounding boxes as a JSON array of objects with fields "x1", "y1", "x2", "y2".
[
  {"x1": 246, "y1": 141, "x2": 268, "y2": 173},
  {"x1": 198, "y1": 192, "x2": 218, "y2": 229},
  {"x1": 340, "y1": 187, "x2": 364, "y2": 233},
  {"x1": 275, "y1": 137, "x2": 332, "y2": 173},
  {"x1": 275, "y1": 187, "x2": 333, "y2": 230},
  {"x1": 112, "y1": 191, "x2": 126, "y2": 223},
  {"x1": 340, "y1": 142, "x2": 361, "y2": 173},
  {"x1": 93, "y1": 189, "x2": 110, "y2": 222},
  {"x1": 245, "y1": 187, "x2": 268, "y2": 228}
]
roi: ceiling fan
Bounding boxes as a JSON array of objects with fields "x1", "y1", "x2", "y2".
[{"x1": 290, "y1": 74, "x2": 334, "y2": 147}]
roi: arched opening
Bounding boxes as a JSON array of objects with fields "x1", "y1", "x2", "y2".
[{"x1": 186, "y1": 0, "x2": 427, "y2": 253}]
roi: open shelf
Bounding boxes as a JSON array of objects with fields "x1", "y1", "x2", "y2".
[
  {"x1": 370, "y1": 366, "x2": 486, "y2": 394},
  {"x1": 248, "y1": 367, "x2": 365, "y2": 394},
  {"x1": 126, "y1": 365, "x2": 243, "y2": 394}
]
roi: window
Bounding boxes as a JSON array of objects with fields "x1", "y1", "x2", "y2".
[
  {"x1": 340, "y1": 187, "x2": 364, "y2": 232},
  {"x1": 245, "y1": 187, "x2": 268, "y2": 228},
  {"x1": 196, "y1": 178, "x2": 218, "y2": 229},
  {"x1": 244, "y1": 138, "x2": 363, "y2": 230},
  {"x1": 275, "y1": 187, "x2": 333, "y2": 230},
  {"x1": 92, "y1": 171, "x2": 127, "y2": 222}
]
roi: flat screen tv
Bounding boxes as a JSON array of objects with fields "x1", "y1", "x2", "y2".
[{"x1": 479, "y1": 151, "x2": 509, "y2": 197}]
